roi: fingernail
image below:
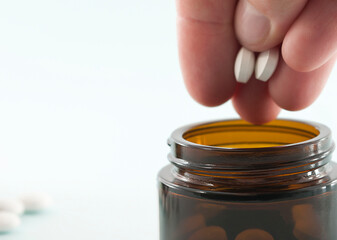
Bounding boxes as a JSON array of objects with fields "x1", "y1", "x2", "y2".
[{"x1": 240, "y1": 0, "x2": 270, "y2": 46}]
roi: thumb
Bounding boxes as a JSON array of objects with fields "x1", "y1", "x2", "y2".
[{"x1": 235, "y1": 0, "x2": 307, "y2": 51}]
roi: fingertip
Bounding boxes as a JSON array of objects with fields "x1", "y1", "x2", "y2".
[
  {"x1": 282, "y1": 34, "x2": 325, "y2": 73},
  {"x1": 176, "y1": 0, "x2": 239, "y2": 109},
  {"x1": 235, "y1": 0, "x2": 308, "y2": 53},
  {"x1": 233, "y1": 100, "x2": 281, "y2": 125},
  {"x1": 282, "y1": 0, "x2": 337, "y2": 73},
  {"x1": 187, "y1": 88, "x2": 233, "y2": 107},
  {"x1": 273, "y1": 98, "x2": 311, "y2": 112},
  {"x1": 234, "y1": 0, "x2": 271, "y2": 52},
  {"x1": 183, "y1": 70, "x2": 237, "y2": 107},
  {"x1": 234, "y1": 105, "x2": 281, "y2": 124},
  {"x1": 269, "y1": 56, "x2": 336, "y2": 112},
  {"x1": 232, "y1": 80, "x2": 281, "y2": 125}
]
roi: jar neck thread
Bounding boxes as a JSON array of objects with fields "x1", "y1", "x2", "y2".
[{"x1": 168, "y1": 119, "x2": 335, "y2": 193}]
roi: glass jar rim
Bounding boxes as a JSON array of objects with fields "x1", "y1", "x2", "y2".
[{"x1": 168, "y1": 119, "x2": 334, "y2": 170}]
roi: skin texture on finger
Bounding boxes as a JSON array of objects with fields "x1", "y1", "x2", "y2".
[
  {"x1": 282, "y1": 0, "x2": 337, "y2": 72},
  {"x1": 235, "y1": 0, "x2": 307, "y2": 51},
  {"x1": 232, "y1": 78, "x2": 281, "y2": 124},
  {"x1": 269, "y1": 55, "x2": 337, "y2": 111},
  {"x1": 176, "y1": 0, "x2": 239, "y2": 107}
]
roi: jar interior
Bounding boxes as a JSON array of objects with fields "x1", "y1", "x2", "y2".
[{"x1": 183, "y1": 119, "x2": 320, "y2": 148}]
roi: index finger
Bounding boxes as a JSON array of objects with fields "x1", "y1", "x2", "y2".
[{"x1": 176, "y1": 0, "x2": 239, "y2": 106}]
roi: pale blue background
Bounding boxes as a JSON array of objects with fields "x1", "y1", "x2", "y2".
[{"x1": 0, "y1": 1, "x2": 336, "y2": 239}]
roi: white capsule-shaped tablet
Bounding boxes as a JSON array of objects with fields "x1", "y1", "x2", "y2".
[
  {"x1": 235, "y1": 228, "x2": 274, "y2": 240},
  {"x1": 234, "y1": 47, "x2": 255, "y2": 83},
  {"x1": 255, "y1": 47, "x2": 279, "y2": 82},
  {"x1": 20, "y1": 192, "x2": 53, "y2": 212},
  {"x1": 0, "y1": 212, "x2": 21, "y2": 232},
  {"x1": 0, "y1": 199, "x2": 25, "y2": 215}
]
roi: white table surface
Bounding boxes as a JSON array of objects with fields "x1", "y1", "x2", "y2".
[{"x1": 0, "y1": 1, "x2": 337, "y2": 239}]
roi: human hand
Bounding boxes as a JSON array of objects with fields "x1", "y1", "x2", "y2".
[{"x1": 176, "y1": 0, "x2": 337, "y2": 124}]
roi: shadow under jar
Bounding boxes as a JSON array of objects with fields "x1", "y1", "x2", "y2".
[{"x1": 158, "y1": 119, "x2": 337, "y2": 240}]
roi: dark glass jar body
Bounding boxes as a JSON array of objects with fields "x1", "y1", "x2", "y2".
[{"x1": 158, "y1": 119, "x2": 337, "y2": 240}]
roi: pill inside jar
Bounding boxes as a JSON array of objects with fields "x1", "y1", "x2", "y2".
[{"x1": 158, "y1": 119, "x2": 337, "y2": 240}]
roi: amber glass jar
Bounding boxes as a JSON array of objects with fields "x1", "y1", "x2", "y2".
[{"x1": 158, "y1": 119, "x2": 337, "y2": 240}]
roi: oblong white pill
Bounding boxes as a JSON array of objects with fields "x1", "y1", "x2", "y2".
[
  {"x1": 0, "y1": 199, "x2": 25, "y2": 215},
  {"x1": 0, "y1": 212, "x2": 21, "y2": 232},
  {"x1": 234, "y1": 47, "x2": 255, "y2": 83},
  {"x1": 20, "y1": 192, "x2": 53, "y2": 212},
  {"x1": 255, "y1": 47, "x2": 279, "y2": 82}
]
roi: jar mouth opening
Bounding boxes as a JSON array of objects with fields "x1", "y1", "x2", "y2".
[
  {"x1": 169, "y1": 119, "x2": 333, "y2": 170},
  {"x1": 182, "y1": 119, "x2": 320, "y2": 149}
]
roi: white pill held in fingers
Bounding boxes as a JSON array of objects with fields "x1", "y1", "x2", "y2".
[
  {"x1": 255, "y1": 47, "x2": 279, "y2": 82},
  {"x1": 234, "y1": 47, "x2": 255, "y2": 83},
  {"x1": 0, "y1": 199, "x2": 25, "y2": 215},
  {"x1": 20, "y1": 192, "x2": 53, "y2": 212},
  {"x1": 0, "y1": 212, "x2": 21, "y2": 232}
]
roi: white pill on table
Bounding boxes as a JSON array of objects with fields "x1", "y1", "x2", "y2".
[
  {"x1": 0, "y1": 212, "x2": 21, "y2": 232},
  {"x1": 20, "y1": 192, "x2": 53, "y2": 212},
  {"x1": 255, "y1": 47, "x2": 279, "y2": 82},
  {"x1": 0, "y1": 199, "x2": 25, "y2": 215},
  {"x1": 234, "y1": 47, "x2": 255, "y2": 83}
]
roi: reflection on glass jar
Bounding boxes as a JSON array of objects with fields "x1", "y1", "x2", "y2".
[{"x1": 158, "y1": 119, "x2": 337, "y2": 240}]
